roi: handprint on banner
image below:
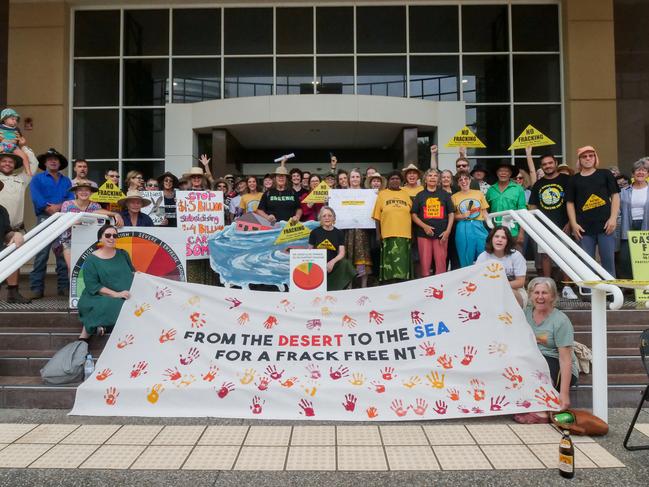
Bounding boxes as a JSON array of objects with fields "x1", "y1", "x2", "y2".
[
  {"x1": 489, "y1": 395, "x2": 510, "y2": 412},
  {"x1": 129, "y1": 361, "x2": 148, "y2": 379},
  {"x1": 533, "y1": 370, "x2": 551, "y2": 385},
  {"x1": 342, "y1": 394, "x2": 357, "y2": 412},
  {"x1": 368, "y1": 310, "x2": 384, "y2": 325},
  {"x1": 202, "y1": 363, "x2": 219, "y2": 382},
  {"x1": 250, "y1": 395, "x2": 265, "y2": 415},
  {"x1": 472, "y1": 407, "x2": 484, "y2": 414},
  {"x1": 380, "y1": 366, "x2": 397, "y2": 381},
  {"x1": 146, "y1": 384, "x2": 164, "y2": 404},
  {"x1": 104, "y1": 386, "x2": 119, "y2": 406},
  {"x1": 488, "y1": 342, "x2": 508, "y2": 357},
  {"x1": 460, "y1": 345, "x2": 477, "y2": 366},
  {"x1": 324, "y1": 295, "x2": 337, "y2": 304},
  {"x1": 306, "y1": 363, "x2": 321, "y2": 380},
  {"x1": 256, "y1": 377, "x2": 270, "y2": 391},
  {"x1": 419, "y1": 341, "x2": 436, "y2": 357},
  {"x1": 116, "y1": 334, "x2": 134, "y2": 349},
  {"x1": 458, "y1": 306, "x2": 481, "y2": 323},
  {"x1": 320, "y1": 307, "x2": 331, "y2": 317},
  {"x1": 411, "y1": 310, "x2": 424, "y2": 325},
  {"x1": 159, "y1": 328, "x2": 176, "y2": 344},
  {"x1": 155, "y1": 286, "x2": 172, "y2": 300},
  {"x1": 163, "y1": 367, "x2": 181, "y2": 382},
  {"x1": 457, "y1": 405, "x2": 471, "y2": 414},
  {"x1": 349, "y1": 373, "x2": 365, "y2": 386},
  {"x1": 366, "y1": 407, "x2": 378, "y2": 419},
  {"x1": 263, "y1": 315, "x2": 279, "y2": 329},
  {"x1": 425, "y1": 371, "x2": 445, "y2": 389},
  {"x1": 302, "y1": 385, "x2": 317, "y2": 397},
  {"x1": 498, "y1": 312, "x2": 513, "y2": 325},
  {"x1": 457, "y1": 281, "x2": 478, "y2": 296},
  {"x1": 95, "y1": 369, "x2": 112, "y2": 381},
  {"x1": 437, "y1": 354, "x2": 453, "y2": 369},
  {"x1": 447, "y1": 388, "x2": 460, "y2": 401},
  {"x1": 225, "y1": 297, "x2": 242, "y2": 309},
  {"x1": 281, "y1": 377, "x2": 298, "y2": 388},
  {"x1": 388, "y1": 293, "x2": 401, "y2": 301},
  {"x1": 306, "y1": 319, "x2": 322, "y2": 330},
  {"x1": 502, "y1": 367, "x2": 524, "y2": 389},
  {"x1": 298, "y1": 398, "x2": 315, "y2": 417},
  {"x1": 433, "y1": 400, "x2": 448, "y2": 415},
  {"x1": 311, "y1": 297, "x2": 322, "y2": 307},
  {"x1": 134, "y1": 303, "x2": 151, "y2": 317},
  {"x1": 216, "y1": 381, "x2": 235, "y2": 398},
  {"x1": 424, "y1": 285, "x2": 444, "y2": 299},
  {"x1": 402, "y1": 375, "x2": 422, "y2": 389},
  {"x1": 182, "y1": 295, "x2": 200, "y2": 309},
  {"x1": 237, "y1": 313, "x2": 250, "y2": 326},
  {"x1": 238, "y1": 368, "x2": 256, "y2": 385},
  {"x1": 341, "y1": 315, "x2": 357, "y2": 328},
  {"x1": 411, "y1": 398, "x2": 428, "y2": 416},
  {"x1": 329, "y1": 365, "x2": 349, "y2": 380},
  {"x1": 190, "y1": 311, "x2": 206, "y2": 329},
  {"x1": 265, "y1": 365, "x2": 285, "y2": 380},
  {"x1": 356, "y1": 296, "x2": 370, "y2": 306},
  {"x1": 534, "y1": 386, "x2": 560, "y2": 408},
  {"x1": 369, "y1": 380, "x2": 385, "y2": 393},
  {"x1": 179, "y1": 347, "x2": 200, "y2": 365},
  {"x1": 277, "y1": 298, "x2": 295, "y2": 312},
  {"x1": 468, "y1": 379, "x2": 486, "y2": 401},
  {"x1": 516, "y1": 399, "x2": 532, "y2": 409},
  {"x1": 483, "y1": 262, "x2": 504, "y2": 279},
  {"x1": 390, "y1": 399, "x2": 409, "y2": 417},
  {"x1": 177, "y1": 374, "x2": 196, "y2": 388}
]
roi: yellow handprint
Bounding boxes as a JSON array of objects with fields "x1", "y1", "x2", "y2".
[
  {"x1": 402, "y1": 375, "x2": 422, "y2": 389},
  {"x1": 302, "y1": 385, "x2": 317, "y2": 397},
  {"x1": 388, "y1": 293, "x2": 401, "y2": 301},
  {"x1": 321, "y1": 306, "x2": 331, "y2": 317},
  {"x1": 498, "y1": 312, "x2": 513, "y2": 325},
  {"x1": 134, "y1": 303, "x2": 151, "y2": 317},
  {"x1": 425, "y1": 371, "x2": 445, "y2": 389},
  {"x1": 183, "y1": 295, "x2": 201, "y2": 308},
  {"x1": 146, "y1": 384, "x2": 164, "y2": 404},
  {"x1": 348, "y1": 372, "x2": 365, "y2": 386},
  {"x1": 239, "y1": 368, "x2": 256, "y2": 385},
  {"x1": 484, "y1": 263, "x2": 504, "y2": 279}
]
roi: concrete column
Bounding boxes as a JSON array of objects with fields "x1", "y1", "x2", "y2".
[
  {"x1": 211, "y1": 129, "x2": 240, "y2": 178},
  {"x1": 402, "y1": 127, "x2": 419, "y2": 168}
]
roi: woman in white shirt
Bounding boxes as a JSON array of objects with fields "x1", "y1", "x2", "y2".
[
  {"x1": 619, "y1": 160, "x2": 649, "y2": 278},
  {"x1": 476, "y1": 226, "x2": 528, "y2": 307}
]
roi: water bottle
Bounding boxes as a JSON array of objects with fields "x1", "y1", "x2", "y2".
[{"x1": 83, "y1": 353, "x2": 95, "y2": 381}]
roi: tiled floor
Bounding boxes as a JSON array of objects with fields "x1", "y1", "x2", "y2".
[{"x1": 0, "y1": 422, "x2": 630, "y2": 471}]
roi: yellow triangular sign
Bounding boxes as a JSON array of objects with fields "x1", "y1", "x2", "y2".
[
  {"x1": 274, "y1": 220, "x2": 312, "y2": 245},
  {"x1": 445, "y1": 126, "x2": 486, "y2": 148},
  {"x1": 582, "y1": 194, "x2": 606, "y2": 211},
  {"x1": 90, "y1": 180, "x2": 126, "y2": 204},
  {"x1": 303, "y1": 180, "x2": 330, "y2": 203},
  {"x1": 508, "y1": 124, "x2": 556, "y2": 150}
]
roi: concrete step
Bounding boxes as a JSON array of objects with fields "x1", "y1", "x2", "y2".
[
  {"x1": 0, "y1": 332, "x2": 108, "y2": 351},
  {"x1": 0, "y1": 376, "x2": 78, "y2": 409}
]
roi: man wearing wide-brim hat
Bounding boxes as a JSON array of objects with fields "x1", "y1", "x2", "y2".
[
  {"x1": 118, "y1": 190, "x2": 154, "y2": 227},
  {"x1": 402, "y1": 163, "x2": 423, "y2": 198},
  {"x1": 255, "y1": 159, "x2": 302, "y2": 225},
  {"x1": 365, "y1": 172, "x2": 387, "y2": 190},
  {"x1": 485, "y1": 161, "x2": 526, "y2": 244},
  {"x1": 470, "y1": 163, "x2": 491, "y2": 194}
]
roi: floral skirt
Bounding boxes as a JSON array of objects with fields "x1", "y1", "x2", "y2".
[{"x1": 344, "y1": 228, "x2": 373, "y2": 269}]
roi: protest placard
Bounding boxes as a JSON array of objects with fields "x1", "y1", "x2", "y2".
[
  {"x1": 445, "y1": 126, "x2": 486, "y2": 148},
  {"x1": 290, "y1": 249, "x2": 327, "y2": 293},
  {"x1": 328, "y1": 189, "x2": 377, "y2": 229},
  {"x1": 176, "y1": 190, "x2": 225, "y2": 260},
  {"x1": 509, "y1": 124, "x2": 556, "y2": 150},
  {"x1": 629, "y1": 231, "x2": 649, "y2": 303},
  {"x1": 141, "y1": 190, "x2": 165, "y2": 225},
  {"x1": 303, "y1": 181, "x2": 330, "y2": 203}
]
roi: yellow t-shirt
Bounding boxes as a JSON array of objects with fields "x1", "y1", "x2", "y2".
[
  {"x1": 239, "y1": 192, "x2": 262, "y2": 213},
  {"x1": 451, "y1": 189, "x2": 489, "y2": 221},
  {"x1": 372, "y1": 188, "x2": 413, "y2": 239},
  {"x1": 402, "y1": 184, "x2": 423, "y2": 199}
]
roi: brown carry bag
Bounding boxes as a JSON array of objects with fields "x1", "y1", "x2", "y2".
[{"x1": 551, "y1": 409, "x2": 609, "y2": 436}]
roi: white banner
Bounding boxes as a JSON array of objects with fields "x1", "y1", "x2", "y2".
[
  {"x1": 71, "y1": 262, "x2": 560, "y2": 420},
  {"x1": 328, "y1": 189, "x2": 377, "y2": 229},
  {"x1": 176, "y1": 190, "x2": 225, "y2": 260}
]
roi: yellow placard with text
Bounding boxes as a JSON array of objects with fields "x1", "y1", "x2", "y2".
[
  {"x1": 445, "y1": 126, "x2": 486, "y2": 148},
  {"x1": 274, "y1": 221, "x2": 312, "y2": 245},
  {"x1": 628, "y1": 231, "x2": 649, "y2": 302},
  {"x1": 508, "y1": 124, "x2": 556, "y2": 150},
  {"x1": 303, "y1": 181, "x2": 331, "y2": 203},
  {"x1": 90, "y1": 180, "x2": 126, "y2": 204}
]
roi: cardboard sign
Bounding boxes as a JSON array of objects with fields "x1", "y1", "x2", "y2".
[
  {"x1": 176, "y1": 190, "x2": 225, "y2": 260},
  {"x1": 445, "y1": 126, "x2": 486, "y2": 148},
  {"x1": 509, "y1": 124, "x2": 556, "y2": 150},
  {"x1": 274, "y1": 220, "x2": 312, "y2": 244},
  {"x1": 628, "y1": 231, "x2": 649, "y2": 302},
  {"x1": 90, "y1": 180, "x2": 125, "y2": 204},
  {"x1": 141, "y1": 190, "x2": 165, "y2": 225},
  {"x1": 303, "y1": 181, "x2": 331, "y2": 203},
  {"x1": 327, "y1": 189, "x2": 377, "y2": 229},
  {"x1": 289, "y1": 249, "x2": 327, "y2": 293}
]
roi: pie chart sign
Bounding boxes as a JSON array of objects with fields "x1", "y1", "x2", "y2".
[{"x1": 292, "y1": 261, "x2": 325, "y2": 291}]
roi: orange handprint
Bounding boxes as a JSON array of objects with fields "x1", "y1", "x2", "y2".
[
  {"x1": 534, "y1": 386, "x2": 560, "y2": 409},
  {"x1": 411, "y1": 398, "x2": 428, "y2": 416},
  {"x1": 437, "y1": 354, "x2": 453, "y2": 369},
  {"x1": 190, "y1": 311, "x2": 206, "y2": 329},
  {"x1": 104, "y1": 386, "x2": 119, "y2": 406},
  {"x1": 95, "y1": 368, "x2": 112, "y2": 381},
  {"x1": 419, "y1": 341, "x2": 436, "y2": 357},
  {"x1": 263, "y1": 315, "x2": 279, "y2": 329},
  {"x1": 281, "y1": 377, "x2": 298, "y2": 388},
  {"x1": 341, "y1": 315, "x2": 357, "y2": 328},
  {"x1": 134, "y1": 303, "x2": 151, "y2": 317},
  {"x1": 202, "y1": 363, "x2": 219, "y2": 382},
  {"x1": 368, "y1": 310, "x2": 384, "y2": 325},
  {"x1": 159, "y1": 328, "x2": 177, "y2": 344},
  {"x1": 237, "y1": 312, "x2": 249, "y2": 326},
  {"x1": 468, "y1": 378, "x2": 486, "y2": 401},
  {"x1": 366, "y1": 407, "x2": 378, "y2": 419},
  {"x1": 502, "y1": 367, "x2": 524, "y2": 389},
  {"x1": 460, "y1": 345, "x2": 477, "y2": 366},
  {"x1": 369, "y1": 380, "x2": 385, "y2": 393},
  {"x1": 457, "y1": 281, "x2": 478, "y2": 296},
  {"x1": 425, "y1": 371, "x2": 445, "y2": 389},
  {"x1": 129, "y1": 361, "x2": 148, "y2": 378},
  {"x1": 116, "y1": 334, "x2": 134, "y2": 349},
  {"x1": 390, "y1": 399, "x2": 409, "y2": 417},
  {"x1": 146, "y1": 384, "x2": 164, "y2": 404},
  {"x1": 178, "y1": 374, "x2": 196, "y2": 388},
  {"x1": 447, "y1": 388, "x2": 460, "y2": 401}
]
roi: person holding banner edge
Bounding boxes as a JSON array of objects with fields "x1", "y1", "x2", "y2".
[{"x1": 344, "y1": 168, "x2": 374, "y2": 287}]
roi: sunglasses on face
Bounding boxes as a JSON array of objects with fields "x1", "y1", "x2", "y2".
[
  {"x1": 103, "y1": 233, "x2": 118, "y2": 239},
  {"x1": 146, "y1": 184, "x2": 159, "y2": 188}
]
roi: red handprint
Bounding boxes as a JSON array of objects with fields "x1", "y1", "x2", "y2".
[
  {"x1": 263, "y1": 315, "x2": 278, "y2": 329},
  {"x1": 437, "y1": 354, "x2": 453, "y2": 369},
  {"x1": 458, "y1": 306, "x2": 481, "y2": 323},
  {"x1": 433, "y1": 400, "x2": 447, "y2": 415},
  {"x1": 366, "y1": 407, "x2": 378, "y2": 419},
  {"x1": 202, "y1": 364, "x2": 219, "y2": 382},
  {"x1": 341, "y1": 315, "x2": 357, "y2": 328},
  {"x1": 502, "y1": 367, "x2": 524, "y2": 389},
  {"x1": 457, "y1": 405, "x2": 471, "y2": 414},
  {"x1": 411, "y1": 398, "x2": 428, "y2": 416},
  {"x1": 356, "y1": 295, "x2": 370, "y2": 306},
  {"x1": 278, "y1": 298, "x2": 295, "y2": 312},
  {"x1": 329, "y1": 365, "x2": 349, "y2": 380},
  {"x1": 472, "y1": 407, "x2": 484, "y2": 414},
  {"x1": 116, "y1": 334, "x2": 134, "y2": 349},
  {"x1": 390, "y1": 399, "x2": 409, "y2": 417},
  {"x1": 129, "y1": 361, "x2": 148, "y2": 378},
  {"x1": 237, "y1": 313, "x2": 249, "y2": 326},
  {"x1": 216, "y1": 381, "x2": 235, "y2": 398},
  {"x1": 155, "y1": 286, "x2": 171, "y2": 300},
  {"x1": 342, "y1": 394, "x2": 357, "y2": 412},
  {"x1": 226, "y1": 297, "x2": 242, "y2": 309},
  {"x1": 489, "y1": 395, "x2": 510, "y2": 412},
  {"x1": 419, "y1": 341, "x2": 436, "y2": 357},
  {"x1": 457, "y1": 281, "x2": 478, "y2": 296},
  {"x1": 159, "y1": 328, "x2": 176, "y2": 344},
  {"x1": 323, "y1": 295, "x2": 337, "y2": 304},
  {"x1": 534, "y1": 387, "x2": 560, "y2": 409},
  {"x1": 460, "y1": 345, "x2": 477, "y2": 366},
  {"x1": 447, "y1": 388, "x2": 460, "y2": 401},
  {"x1": 95, "y1": 368, "x2": 112, "y2": 381},
  {"x1": 516, "y1": 399, "x2": 532, "y2": 409},
  {"x1": 424, "y1": 285, "x2": 444, "y2": 299},
  {"x1": 368, "y1": 310, "x2": 384, "y2": 325},
  {"x1": 469, "y1": 379, "x2": 486, "y2": 401},
  {"x1": 104, "y1": 386, "x2": 119, "y2": 406},
  {"x1": 298, "y1": 398, "x2": 315, "y2": 417},
  {"x1": 381, "y1": 366, "x2": 397, "y2": 381},
  {"x1": 190, "y1": 312, "x2": 206, "y2": 329},
  {"x1": 306, "y1": 363, "x2": 321, "y2": 380},
  {"x1": 411, "y1": 310, "x2": 424, "y2": 325},
  {"x1": 265, "y1": 365, "x2": 285, "y2": 380},
  {"x1": 163, "y1": 367, "x2": 181, "y2": 382},
  {"x1": 369, "y1": 380, "x2": 385, "y2": 393},
  {"x1": 306, "y1": 319, "x2": 321, "y2": 330},
  {"x1": 250, "y1": 395, "x2": 264, "y2": 415},
  {"x1": 256, "y1": 377, "x2": 270, "y2": 391},
  {"x1": 179, "y1": 347, "x2": 200, "y2": 365}
]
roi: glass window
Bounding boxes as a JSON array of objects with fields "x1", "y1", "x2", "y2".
[
  {"x1": 74, "y1": 10, "x2": 120, "y2": 57},
  {"x1": 356, "y1": 6, "x2": 406, "y2": 53},
  {"x1": 276, "y1": 58, "x2": 314, "y2": 95},
  {"x1": 357, "y1": 57, "x2": 406, "y2": 98},
  {"x1": 124, "y1": 10, "x2": 169, "y2": 56},
  {"x1": 173, "y1": 58, "x2": 221, "y2": 103},
  {"x1": 123, "y1": 160, "x2": 165, "y2": 183},
  {"x1": 409, "y1": 6, "x2": 459, "y2": 53},
  {"x1": 316, "y1": 57, "x2": 354, "y2": 95},
  {"x1": 124, "y1": 59, "x2": 169, "y2": 106},
  {"x1": 172, "y1": 9, "x2": 221, "y2": 55},
  {"x1": 224, "y1": 58, "x2": 273, "y2": 98},
  {"x1": 277, "y1": 7, "x2": 313, "y2": 55},
  {"x1": 513, "y1": 55, "x2": 561, "y2": 102},
  {"x1": 512, "y1": 5, "x2": 559, "y2": 52},
  {"x1": 409, "y1": 56, "x2": 459, "y2": 101},
  {"x1": 85, "y1": 161, "x2": 120, "y2": 188},
  {"x1": 123, "y1": 109, "x2": 165, "y2": 159},
  {"x1": 465, "y1": 105, "x2": 511, "y2": 156},
  {"x1": 74, "y1": 60, "x2": 119, "y2": 107},
  {"x1": 73, "y1": 110, "x2": 119, "y2": 159},
  {"x1": 224, "y1": 8, "x2": 272, "y2": 55},
  {"x1": 316, "y1": 7, "x2": 354, "y2": 54},
  {"x1": 462, "y1": 55, "x2": 510, "y2": 103},
  {"x1": 513, "y1": 105, "x2": 563, "y2": 152},
  {"x1": 462, "y1": 5, "x2": 508, "y2": 52}
]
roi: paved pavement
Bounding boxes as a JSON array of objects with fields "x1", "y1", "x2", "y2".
[{"x1": 0, "y1": 408, "x2": 647, "y2": 486}]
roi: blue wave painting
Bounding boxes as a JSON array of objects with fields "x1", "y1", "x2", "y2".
[{"x1": 208, "y1": 221, "x2": 320, "y2": 289}]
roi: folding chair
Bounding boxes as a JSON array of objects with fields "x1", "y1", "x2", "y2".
[{"x1": 623, "y1": 328, "x2": 649, "y2": 451}]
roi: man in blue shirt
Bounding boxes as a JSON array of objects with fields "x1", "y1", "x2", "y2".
[{"x1": 29, "y1": 148, "x2": 72, "y2": 299}]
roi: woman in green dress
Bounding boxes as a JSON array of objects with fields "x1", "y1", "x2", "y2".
[{"x1": 78, "y1": 224, "x2": 135, "y2": 340}]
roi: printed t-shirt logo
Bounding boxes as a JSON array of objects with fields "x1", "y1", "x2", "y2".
[
  {"x1": 423, "y1": 197, "x2": 444, "y2": 219},
  {"x1": 457, "y1": 198, "x2": 482, "y2": 220},
  {"x1": 269, "y1": 195, "x2": 294, "y2": 202},
  {"x1": 539, "y1": 184, "x2": 564, "y2": 210},
  {"x1": 582, "y1": 194, "x2": 606, "y2": 211},
  {"x1": 535, "y1": 332, "x2": 549, "y2": 346},
  {"x1": 385, "y1": 198, "x2": 408, "y2": 208},
  {"x1": 317, "y1": 239, "x2": 336, "y2": 251}
]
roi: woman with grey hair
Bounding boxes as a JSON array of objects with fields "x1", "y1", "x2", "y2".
[
  {"x1": 618, "y1": 159, "x2": 649, "y2": 279},
  {"x1": 514, "y1": 277, "x2": 579, "y2": 424}
]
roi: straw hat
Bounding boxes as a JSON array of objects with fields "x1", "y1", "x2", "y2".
[
  {"x1": 117, "y1": 190, "x2": 152, "y2": 208},
  {"x1": 70, "y1": 179, "x2": 98, "y2": 193},
  {"x1": 364, "y1": 172, "x2": 387, "y2": 189},
  {"x1": 402, "y1": 163, "x2": 422, "y2": 178},
  {"x1": 183, "y1": 166, "x2": 208, "y2": 180}
]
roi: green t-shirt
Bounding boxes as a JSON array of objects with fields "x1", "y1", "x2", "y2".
[
  {"x1": 485, "y1": 182, "x2": 527, "y2": 236},
  {"x1": 524, "y1": 307, "x2": 579, "y2": 378}
]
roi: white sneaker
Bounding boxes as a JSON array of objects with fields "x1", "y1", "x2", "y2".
[{"x1": 562, "y1": 286, "x2": 578, "y2": 300}]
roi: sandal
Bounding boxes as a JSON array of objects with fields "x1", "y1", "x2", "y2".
[{"x1": 513, "y1": 412, "x2": 550, "y2": 424}]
